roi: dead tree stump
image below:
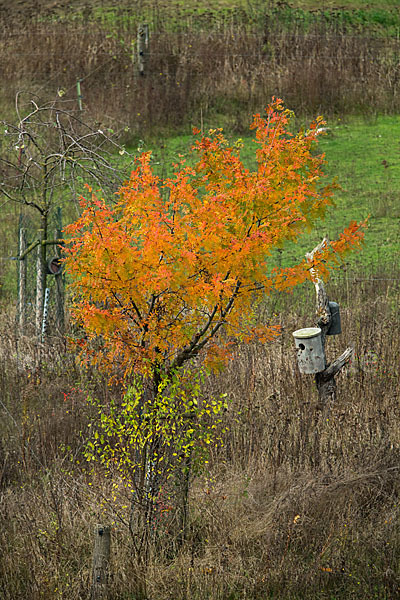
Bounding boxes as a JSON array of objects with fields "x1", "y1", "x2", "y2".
[{"x1": 305, "y1": 238, "x2": 353, "y2": 408}]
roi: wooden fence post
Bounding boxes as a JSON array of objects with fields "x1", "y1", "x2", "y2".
[
  {"x1": 41, "y1": 287, "x2": 50, "y2": 343},
  {"x1": 91, "y1": 524, "x2": 111, "y2": 600},
  {"x1": 137, "y1": 23, "x2": 149, "y2": 76},
  {"x1": 18, "y1": 227, "x2": 27, "y2": 334},
  {"x1": 77, "y1": 79, "x2": 83, "y2": 111},
  {"x1": 35, "y1": 229, "x2": 45, "y2": 338}
]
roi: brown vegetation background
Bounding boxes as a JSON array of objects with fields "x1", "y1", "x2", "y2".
[
  {"x1": 1, "y1": 268, "x2": 399, "y2": 599},
  {"x1": 1, "y1": 7, "x2": 400, "y2": 134}
]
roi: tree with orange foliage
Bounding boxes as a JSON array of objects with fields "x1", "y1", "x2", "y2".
[
  {"x1": 65, "y1": 99, "x2": 364, "y2": 390},
  {"x1": 64, "y1": 101, "x2": 365, "y2": 571}
]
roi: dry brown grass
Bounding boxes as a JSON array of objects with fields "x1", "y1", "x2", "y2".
[
  {"x1": 1, "y1": 14, "x2": 400, "y2": 135},
  {"x1": 0, "y1": 265, "x2": 399, "y2": 598}
]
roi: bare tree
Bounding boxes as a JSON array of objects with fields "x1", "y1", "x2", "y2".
[{"x1": 0, "y1": 92, "x2": 133, "y2": 335}]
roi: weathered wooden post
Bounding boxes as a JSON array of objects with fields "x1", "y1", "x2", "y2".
[
  {"x1": 293, "y1": 238, "x2": 353, "y2": 408},
  {"x1": 77, "y1": 79, "x2": 83, "y2": 111},
  {"x1": 91, "y1": 524, "x2": 111, "y2": 600},
  {"x1": 137, "y1": 23, "x2": 149, "y2": 76},
  {"x1": 35, "y1": 228, "x2": 46, "y2": 337},
  {"x1": 18, "y1": 226, "x2": 27, "y2": 334},
  {"x1": 17, "y1": 227, "x2": 64, "y2": 342},
  {"x1": 41, "y1": 287, "x2": 50, "y2": 343}
]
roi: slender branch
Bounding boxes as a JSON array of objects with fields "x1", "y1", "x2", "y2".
[
  {"x1": 110, "y1": 290, "x2": 142, "y2": 326},
  {"x1": 19, "y1": 239, "x2": 40, "y2": 259},
  {"x1": 0, "y1": 186, "x2": 44, "y2": 212}
]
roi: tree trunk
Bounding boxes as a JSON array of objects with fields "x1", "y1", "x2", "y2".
[
  {"x1": 35, "y1": 228, "x2": 45, "y2": 337},
  {"x1": 137, "y1": 24, "x2": 149, "y2": 76},
  {"x1": 18, "y1": 227, "x2": 27, "y2": 334}
]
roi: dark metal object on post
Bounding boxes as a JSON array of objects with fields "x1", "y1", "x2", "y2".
[
  {"x1": 326, "y1": 301, "x2": 341, "y2": 335},
  {"x1": 46, "y1": 256, "x2": 62, "y2": 276}
]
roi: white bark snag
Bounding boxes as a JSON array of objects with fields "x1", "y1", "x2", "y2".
[
  {"x1": 306, "y1": 239, "x2": 353, "y2": 407},
  {"x1": 18, "y1": 227, "x2": 27, "y2": 334},
  {"x1": 41, "y1": 287, "x2": 50, "y2": 342},
  {"x1": 305, "y1": 238, "x2": 331, "y2": 334},
  {"x1": 91, "y1": 525, "x2": 111, "y2": 600},
  {"x1": 137, "y1": 23, "x2": 149, "y2": 76}
]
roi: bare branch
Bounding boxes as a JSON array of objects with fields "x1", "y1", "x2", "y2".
[
  {"x1": 1, "y1": 92, "x2": 131, "y2": 216},
  {"x1": 323, "y1": 347, "x2": 353, "y2": 379}
]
